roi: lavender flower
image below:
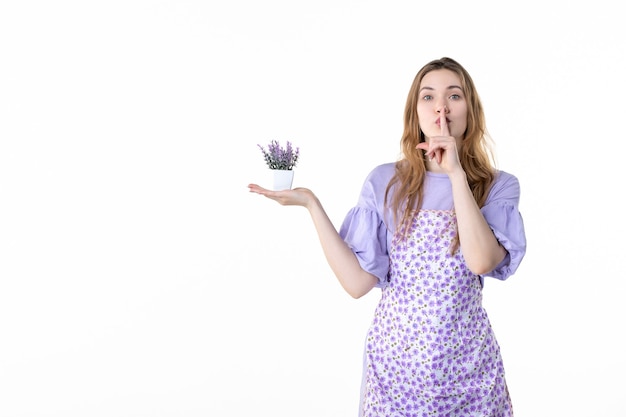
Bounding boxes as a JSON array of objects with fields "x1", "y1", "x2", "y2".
[{"x1": 257, "y1": 140, "x2": 300, "y2": 170}]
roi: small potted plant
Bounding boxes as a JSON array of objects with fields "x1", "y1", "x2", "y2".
[{"x1": 257, "y1": 140, "x2": 300, "y2": 190}]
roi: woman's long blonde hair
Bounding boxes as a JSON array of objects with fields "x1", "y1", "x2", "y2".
[{"x1": 385, "y1": 57, "x2": 496, "y2": 245}]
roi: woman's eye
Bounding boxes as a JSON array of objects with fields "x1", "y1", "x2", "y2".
[
  {"x1": 423, "y1": 95, "x2": 433, "y2": 101},
  {"x1": 450, "y1": 94, "x2": 461, "y2": 100}
]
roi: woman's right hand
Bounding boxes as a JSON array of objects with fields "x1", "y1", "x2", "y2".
[{"x1": 248, "y1": 184, "x2": 317, "y2": 209}]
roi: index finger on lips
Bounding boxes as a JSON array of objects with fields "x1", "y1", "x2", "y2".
[{"x1": 440, "y1": 112, "x2": 450, "y2": 137}]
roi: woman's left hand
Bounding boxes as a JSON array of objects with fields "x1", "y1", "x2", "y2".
[{"x1": 416, "y1": 113, "x2": 462, "y2": 174}]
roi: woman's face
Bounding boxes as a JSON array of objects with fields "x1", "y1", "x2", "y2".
[{"x1": 416, "y1": 69, "x2": 468, "y2": 143}]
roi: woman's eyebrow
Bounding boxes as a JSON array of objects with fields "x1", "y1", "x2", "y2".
[{"x1": 418, "y1": 85, "x2": 463, "y2": 93}]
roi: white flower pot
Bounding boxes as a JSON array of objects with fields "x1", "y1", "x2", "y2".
[{"x1": 272, "y1": 169, "x2": 294, "y2": 190}]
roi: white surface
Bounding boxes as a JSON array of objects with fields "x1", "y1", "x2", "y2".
[{"x1": 1, "y1": 1, "x2": 624, "y2": 416}]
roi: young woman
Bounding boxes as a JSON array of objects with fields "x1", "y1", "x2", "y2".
[{"x1": 248, "y1": 57, "x2": 526, "y2": 416}]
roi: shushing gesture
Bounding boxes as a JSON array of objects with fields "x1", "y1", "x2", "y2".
[{"x1": 416, "y1": 110, "x2": 462, "y2": 175}]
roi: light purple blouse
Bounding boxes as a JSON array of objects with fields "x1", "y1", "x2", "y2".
[{"x1": 339, "y1": 162, "x2": 527, "y2": 287}]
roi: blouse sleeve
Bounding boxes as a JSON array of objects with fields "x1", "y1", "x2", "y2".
[
  {"x1": 480, "y1": 172, "x2": 527, "y2": 281},
  {"x1": 339, "y1": 168, "x2": 391, "y2": 288}
]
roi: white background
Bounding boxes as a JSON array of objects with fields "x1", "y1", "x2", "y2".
[{"x1": 1, "y1": 1, "x2": 624, "y2": 416}]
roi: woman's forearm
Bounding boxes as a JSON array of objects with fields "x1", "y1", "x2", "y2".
[
  {"x1": 247, "y1": 184, "x2": 378, "y2": 298},
  {"x1": 449, "y1": 171, "x2": 506, "y2": 275},
  {"x1": 306, "y1": 196, "x2": 378, "y2": 298}
]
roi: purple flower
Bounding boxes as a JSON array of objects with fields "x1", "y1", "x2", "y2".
[{"x1": 257, "y1": 140, "x2": 300, "y2": 170}]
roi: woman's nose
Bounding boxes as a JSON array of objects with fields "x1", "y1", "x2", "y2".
[{"x1": 436, "y1": 105, "x2": 448, "y2": 114}]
